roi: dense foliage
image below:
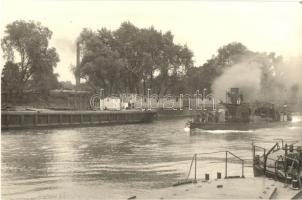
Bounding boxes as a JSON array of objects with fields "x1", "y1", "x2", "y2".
[
  {"x1": 1, "y1": 20, "x2": 60, "y2": 98},
  {"x1": 2, "y1": 20, "x2": 298, "y2": 107},
  {"x1": 77, "y1": 22, "x2": 287, "y2": 99},
  {"x1": 77, "y1": 22, "x2": 193, "y2": 95}
]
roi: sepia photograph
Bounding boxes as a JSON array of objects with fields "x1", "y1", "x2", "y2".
[{"x1": 1, "y1": 0, "x2": 302, "y2": 199}]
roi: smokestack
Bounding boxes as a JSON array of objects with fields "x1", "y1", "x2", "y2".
[
  {"x1": 229, "y1": 88, "x2": 241, "y2": 104},
  {"x1": 75, "y1": 41, "x2": 80, "y2": 89}
]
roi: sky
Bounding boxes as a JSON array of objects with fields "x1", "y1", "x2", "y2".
[{"x1": 1, "y1": 0, "x2": 302, "y2": 83}]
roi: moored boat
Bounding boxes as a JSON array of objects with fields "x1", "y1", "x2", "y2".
[{"x1": 253, "y1": 140, "x2": 302, "y2": 185}]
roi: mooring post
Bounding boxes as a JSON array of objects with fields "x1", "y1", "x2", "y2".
[{"x1": 217, "y1": 172, "x2": 221, "y2": 179}]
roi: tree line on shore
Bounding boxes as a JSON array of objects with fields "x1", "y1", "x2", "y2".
[{"x1": 1, "y1": 20, "x2": 299, "y2": 106}]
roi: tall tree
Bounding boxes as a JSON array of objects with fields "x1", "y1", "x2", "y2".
[
  {"x1": 78, "y1": 28, "x2": 127, "y2": 94},
  {"x1": 216, "y1": 42, "x2": 248, "y2": 68},
  {"x1": 114, "y1": 22, "x2": 143, "y2": 93},
  {"x1": 77, "y1": 22, "x2": 193, "y2": 95},
  {"x1": 1, "y1": 20, "x2": 60, "y2": 97}
]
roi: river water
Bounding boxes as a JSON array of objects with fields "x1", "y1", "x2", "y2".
[{"x1": 2, "y1": 115, "x2": 302, "y2": 199}]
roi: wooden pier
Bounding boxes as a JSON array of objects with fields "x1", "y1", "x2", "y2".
[{"x1": 1, "y1": 110, "x2": 156, "y2": 130}]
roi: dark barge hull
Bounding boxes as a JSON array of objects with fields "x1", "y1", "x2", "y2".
[
  {"x1": 1, "y1": 110, "x2": 156, "y2": 130},
  {"x1": 189, "y1": 121, "x2": 291, "y2": 131}
]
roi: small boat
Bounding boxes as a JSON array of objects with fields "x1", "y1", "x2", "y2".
[
  {"x1": 186, "y1": 88, "x2": 292, "y2": 133},
  {"x1": 253, "y1": 139, "x2": 302, "y2": 186}
]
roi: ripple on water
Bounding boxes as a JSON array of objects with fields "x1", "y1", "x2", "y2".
[{"x1": 2, "y1": 115, "x2": 302, "y2": 199}]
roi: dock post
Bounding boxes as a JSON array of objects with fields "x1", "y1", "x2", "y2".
[
  {"x1": 217, "y1": 172, "x2": 221, "y2": 179},
  {"x1": 205, "y1": 173, "x2": 210, "y2": 181}
]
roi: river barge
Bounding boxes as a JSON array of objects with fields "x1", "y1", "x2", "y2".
[{"x1": 1, "y1": 110, "x2": 156, "y2": 130}]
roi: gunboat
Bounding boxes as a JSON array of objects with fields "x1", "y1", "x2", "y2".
[{"x1": 186, "y1": 88, "x2": 292, "y2": 133}]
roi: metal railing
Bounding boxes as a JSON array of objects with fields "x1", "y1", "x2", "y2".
[
  {"x1": 185, "y1": 151, "x2": 245, "y2": 183},
  {"x1": 253, "y1": 145, "x2": 266, "y2": 159},
  {"x1": 225, "y1": 151, "x2": 245, "y2": 179}
]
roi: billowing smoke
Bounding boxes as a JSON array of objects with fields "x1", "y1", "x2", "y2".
[
  {"x1": 212, "y1": 62, "x2": 262, "y2": 102},
  {"x1": 211, "y1": 56, "x2": 302, "y2": 110},
  {"x1": 277, "y1": 57, "x2": 302, "y2": 107}
]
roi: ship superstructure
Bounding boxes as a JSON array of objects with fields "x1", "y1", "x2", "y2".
[{"x1": 187, "y1": 88, "x2": 292, "y2": 132}]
